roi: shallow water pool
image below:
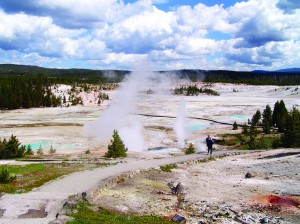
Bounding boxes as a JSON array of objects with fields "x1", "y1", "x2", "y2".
[
  {"x1": 25, "y1": 142, "x2": 49, "y2": 150},
  {"x1": 25, "y1": 142, "x2": 78, "y2": 150},
  {"x1": 188, "y1": 124, "x2": 206, "y2": 131},
  {"x1": 231, "y1": 115, "x2": 249, "y2": 120}
]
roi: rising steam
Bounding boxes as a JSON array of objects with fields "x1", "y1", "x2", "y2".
[
  {"x1": 174, "y1": 98, "x2": 187, "y2": 148},
  {"x1": 84, "y1": 69, "x2": 195, "y2": 152}
]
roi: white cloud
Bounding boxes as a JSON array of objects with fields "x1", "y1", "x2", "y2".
[{"x1": 0, "y1": 0, "x2": 299, "y2": 70}]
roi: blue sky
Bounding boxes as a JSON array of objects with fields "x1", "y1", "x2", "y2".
[{"x1": 0, "y1": 0, "x2": 299, "y2": 71}]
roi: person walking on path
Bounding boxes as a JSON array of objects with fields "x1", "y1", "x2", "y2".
[{"x1": 206, "y1": 135, "x2": 214, "y2": 155}]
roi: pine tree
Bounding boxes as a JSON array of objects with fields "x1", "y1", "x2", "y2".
[
  {"x1": 272, "y1": 100, "x2": 288, "y2": 132},
  {"x1": 233, "y1": 121, "x2": 238, "y2": 130},
  {"x1": 262, "y1": 105, "x2": 272, "y2": 134},
  {"x1": 282, "y1": 107, "x2": 300, "y2": 147},
  {"x1": 105, "y1": 130, "x2": 127, "y2": 158},
  {"x1": 5, "y1": 135, "x2": 21, "y2": 158},
  {"x1": 251, "y1": 110, "x2": 261, "y2": 126},
  {"x1": 26, "y1": 145, "x2": 34, "y2": 155}
]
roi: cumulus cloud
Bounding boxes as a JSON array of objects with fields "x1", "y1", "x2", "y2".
[
  {"x1": 0, "y1": 0, "x2": 299, "y2": 70},
  {"x1": 277, "y1": 0, "x2": 300, "y2": 13},
  {"x1": 0, "y1": 0, "x2": 120, "y2": 29},
  {"x1": 230, "y1": 0, "x2": 300, "y2": 48}
]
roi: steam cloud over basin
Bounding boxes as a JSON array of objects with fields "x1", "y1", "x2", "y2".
[{"x1": 84, "y1": 71, "x2": 183, "y2": 152}]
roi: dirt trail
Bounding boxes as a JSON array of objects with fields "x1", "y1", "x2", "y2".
[{"x1": 0, "y1": 150, "x2": 245, "y2": 224}]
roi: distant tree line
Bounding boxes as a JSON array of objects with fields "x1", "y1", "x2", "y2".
[
  {"x1": 161, "y1": 69, "x2": 300, "y2": 85},
  {"x1": 0, "y1": 64, "x2": 127, "y2": 84},
  {"x1": 0, "y1": 76, "x2": 61, "y2": 110},
  {"x1": 241, "y1": 100, "x2": 300, "y2": 149},
  {"x1": 2, "y1": 64, "x2": 300, "y2": 85},
  {"x1": 204, "y1": 71, "x2": 300, "y2": 85}
]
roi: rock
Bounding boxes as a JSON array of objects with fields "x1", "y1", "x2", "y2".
[
  {"x1": 63, "y1": 200, "x2": 77, "y2": 209},
  {"x1": 245, "y1": 172, "x2": 254, "y2": 178},
  {"x1": 198, "y1": 219, "x2": 208, "y2": 224},
  {"x1": 0, "y1": 209, "x2": 6, "y2": 218},
  {"x1": 176, "y1": 182, "x2": 186, "y2": 194},
  {"x1": 212, "y1": 216, "x2": 217, "y2": 221},
  {"x1": 260, "y1": 217, "x2": 270, "y2": 223},
  {"x1": 171, "y1": 214, "x2": 186, "y2": 223},
  {"x1": 204, "y1": 213, "x2": 213, "y2": 218},
  {"x1": 81, "y1": 192, "x2": 87, "y2": 200}
]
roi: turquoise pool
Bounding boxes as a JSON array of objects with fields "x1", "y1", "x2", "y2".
[
  {"x1": 188, "y1": 124, "x2": 206, "y2": 131},
  {"x1": 25, "y1": 142, "x2": 78, "y2": 150},
  {"x1": 25, "y1": 142, "x2": 49, "y2": 150},
  {"x1": 231, "y1": 115, "x2": 249, "y2": 120}
]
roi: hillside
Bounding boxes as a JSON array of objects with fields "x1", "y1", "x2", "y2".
[{"x1": 1, "y1": 64, "x2": 300, "y2": 85}]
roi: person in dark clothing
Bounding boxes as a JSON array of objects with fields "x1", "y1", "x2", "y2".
[{"x1": 206, "y1": 135, "x2": 214, "y2": 155}]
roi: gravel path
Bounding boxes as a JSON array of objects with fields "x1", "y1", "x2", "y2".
[{"x1": 0, "y1": 150, "x2": 250, "y2": 224}]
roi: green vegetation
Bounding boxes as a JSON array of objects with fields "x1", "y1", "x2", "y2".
[
  {"x1": 222, "y1": 100, "x2": 300, "y2": 150},
  {"x1": 0, "y1": 163, "x2": 106, "y2": 193},
  {"x1": 262, "y1": 105, "x2": 272, "y2": 134},
  {"x1": 48, "y1": 145, "x2": 56, "y2": 154},
  {"x1": 98, "y1": 92, "x2": 110, "y2": 105},
  {"x1": 174, "y1": 84, "x2": 219, "y2": 96},
  {"x1": 202, "y1": 70, "x2": 300, "y2": 85},
  {"x1": 37, "y1": 146, "x2": 44, "y2": 155},
  {"x1": 184, "y1": 143, "x2": 196, "y2": 154},
  {"x1": 0, "y1": 64, "x2": 124, "y2": 110},
  {"x1": 0, "y1": 135, "x2": 28, "y2": 159},
  {"x1": 161, "y1": 69, "x2": 300, "y2": 85},
  {"x1": 67, "y1": 203, "x2": 171, "y2": 224},
  {"x1": 0, "y1": 167, "x2": 16, "y2": 183},
  {"x1": 105, "y1": 130, "x2": 127, "y2": 158},
  {"x1": 233, "y1": 121, "x2": 238, "y2": 130},
  {"x1": 0, "y1": 76, "x2": 62, "y2": 110},
  {"x1": 159, "y1": 164, "x2": 178, "y2": 172},
  {"x1": 0, "y1": 64, "x2": 127, "y2": 84},
  {"x1": 217, "y1": 133, "x2": 280, "y2": 150}
]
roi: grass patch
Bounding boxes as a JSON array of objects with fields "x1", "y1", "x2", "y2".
[
  {"x1": 217, "y1": 133, "x2": 245, "y2": 148},
  {"x1": 0, "y1": 163, "x2": 107, "y2": 193},
  {"x1": 159, "y1": 164, "x2": 178, "y2": 172},
  {"x1": 67, "y1": 203, "x2": 172, "y2": 224},
  {"x1": 217, "y1": 133, "x2": 281, "y2": 150}
]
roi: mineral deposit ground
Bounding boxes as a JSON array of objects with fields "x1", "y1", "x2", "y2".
[
  {"x1": 0, "y1": 82, "x2": 299, "y2": 223},
  {"x1": 91, "y1": 149, "x2": 300, "y2": 224}
]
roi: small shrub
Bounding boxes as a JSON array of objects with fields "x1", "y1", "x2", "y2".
[
  {"x1": 37, "y1": 146, "x2": 44, "y2": 155},
  {"x1": 0, "y1": 167, "x2": 16, "y2": 183},
  {"x1": 85, "y1": 149, "x2": 90, "y2": 154},
  {"x1": 49, "y1": 145, "x2": 56, "y2": 154},
  {"x1": 160, "y1": 164, "x2": 178, "y2": 172},
  {"x1": 233, "y1": 121, "x2": 238, "y2": 130},
  {"x1": 185, "y1": 143, "x2": 196, "y2": 154}
]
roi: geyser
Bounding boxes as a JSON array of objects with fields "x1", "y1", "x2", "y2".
[
  {"x1": 174, "y1": 98, "x2": 187, "y2": 148},
  {"x1": 84, "y1": 70, "x2": 191, "y2": 152},
  {"x1": 84, "y1": 71, "x2": 148, "y2": 151}
]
